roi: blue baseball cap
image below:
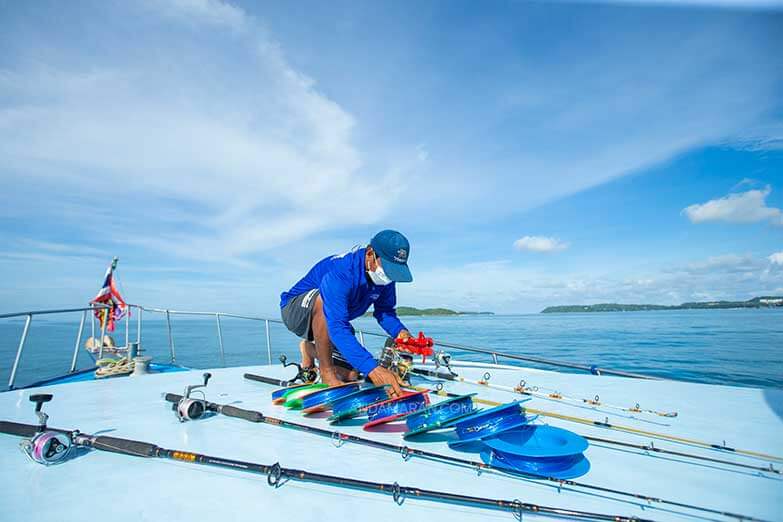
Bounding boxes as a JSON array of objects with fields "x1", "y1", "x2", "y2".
[{"x1": 370, "y1": 229, "x2": 413, "y2": 283}]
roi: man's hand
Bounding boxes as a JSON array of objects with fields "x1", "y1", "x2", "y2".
[
  {"x1": 396, "y1": 330, "x2": 412, "y2": 340},
  {"x1": 368, "y1": 366, "x2": 405, "y2": 398}
]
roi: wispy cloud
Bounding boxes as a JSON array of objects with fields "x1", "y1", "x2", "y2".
[
  {"x1": 682, "y1": 186, "x2": 783, "y2": 225},
  {"x1": 770, "y1": 252, "x2": 783, "y2": 266},
  {"x1": 513, "y1": 236, "x2": 569, "y2": 253},
  {"x1": 0, "y1": 0, "x2": 409, "y2": 262}
]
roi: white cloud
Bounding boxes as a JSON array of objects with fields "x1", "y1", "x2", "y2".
[
  {"x1": 683, "y1": 186, "x2": 783, "y2": 225},
  {"x1": 0, "y1": 1, "x2": 410, "y2": 262},
  {"x1": 770, "y1": 252, "x2": 783, "y2": 266},
  {"x1": 513, "y1": 236, "x2": 569, "y2": 253}
]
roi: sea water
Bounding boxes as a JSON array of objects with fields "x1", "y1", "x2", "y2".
[{"x1": 1, "y1": 309, "x2": 780, "y2": 390}]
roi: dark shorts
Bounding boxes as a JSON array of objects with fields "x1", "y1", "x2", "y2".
[
  {"x1": 281, "y1": 289, "x2": 320, "y2": 341},
  {"x1": 280, "y1": 289, "x2": 357, "y2": 373}
]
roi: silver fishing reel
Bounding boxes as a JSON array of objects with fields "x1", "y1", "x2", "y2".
[
  {"x1": 175, "y1": 373, "x2": 211, "y2": 422},
  {"x1": 434, "y1": 350, "x2": 456, "y2": 376},
  {"x1": 20, "y1": 394, "x2": 72, "y2": 466}
]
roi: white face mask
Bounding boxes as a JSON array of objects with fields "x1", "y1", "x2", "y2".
[{"x1": 368, "y1": 263, "x2": 393, "y2": 286}]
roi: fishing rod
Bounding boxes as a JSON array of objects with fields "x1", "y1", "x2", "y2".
[
  {"x1": 245, "y1": 372, "x2": 781, "y2": 476},
  {"x1": 166, "y1": 388, "x2": 768, "y2": 522},
  {"x1": 411, "y1": 368, "x2": 783, "y2": 464},
  {"x1": 506, "y1": 375, "x2": 676, "y2": 418},
  {"x1": 0, "y1": 404, "x2": 650, "y2": 522}
]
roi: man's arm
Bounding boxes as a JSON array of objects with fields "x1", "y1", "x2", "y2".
[
  {"x1": 373, "y1": 284, "x2": 409, "y2": 339},
  {"x1": 320, "y1": 270, "x2": 379, "y2": 376}
]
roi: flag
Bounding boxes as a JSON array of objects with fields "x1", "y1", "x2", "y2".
[{"x1": 90, "y1": 258, "x2": 128, "y2": 332}]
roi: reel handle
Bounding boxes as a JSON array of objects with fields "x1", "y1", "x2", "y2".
[
  {"x1": 29, "y1": 394, "x2": 53, "y2": 429},
  {"x1": 29, "y1": 394, "x2": 53, "y2": 413}
]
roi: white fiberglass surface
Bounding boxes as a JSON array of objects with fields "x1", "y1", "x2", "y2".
[{"x1": 0, "y1": 363, "x2": 780, "y2": 522}]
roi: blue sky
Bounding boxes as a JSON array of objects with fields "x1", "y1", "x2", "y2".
[{"x1": 1, "y1": 0, "x2": 782, "y2": 314}]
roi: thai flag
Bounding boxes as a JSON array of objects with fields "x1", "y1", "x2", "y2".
[{"x1": 90, "y1": 258, "x2": 128, "y2": 332}]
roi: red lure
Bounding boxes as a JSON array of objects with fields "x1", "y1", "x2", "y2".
[{"x1": 394, "y1": 331, "x2": 434, "y2": 363}]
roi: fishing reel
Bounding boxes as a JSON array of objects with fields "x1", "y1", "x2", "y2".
[
  {"x1": 175, "y1": 373, "x2": 211, "y2": 422},
  {"x1": 433, "y1": 350, "x2": 456, "y2": 376},
  {"x1": 279, "y1": 354, "x2": 318, "y2": 385},
  {"x1": 379, "y1": 338, "x2": 414, "y2": 383},
  {"x1": 20, "y1": 394, "x2": 73, "y2": 466}
]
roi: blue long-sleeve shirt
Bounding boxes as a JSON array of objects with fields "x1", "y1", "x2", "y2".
[{"x1": 280, "y1": 246, "x2": 407, "y2": 375}]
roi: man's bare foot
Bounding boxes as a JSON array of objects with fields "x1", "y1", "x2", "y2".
[
  {"x1": 335, "y1": 366, "x2": 359, "y2": 382},
  {"x1": 319, "y1": 367, "x2": 345, "y2": 387},
  {"x1": 299, "y1": 340, "x2": 315, "y2": 368}
]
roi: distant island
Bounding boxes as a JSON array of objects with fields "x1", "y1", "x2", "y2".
[
  {"x1": 541, "y1": 296, "x2": 783, "y2": 313},
  {"x1": 366, "y1": 307, "x2": 494, "y2": 317}
]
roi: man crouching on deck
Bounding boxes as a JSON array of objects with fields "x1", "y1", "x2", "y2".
[{"x1": 279, "y1": 230, "x2": 413, "y2": 398}]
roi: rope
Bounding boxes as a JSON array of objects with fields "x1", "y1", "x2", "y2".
[{"x1": 95, "y1": 357, "x2": 134, "y2": 378}]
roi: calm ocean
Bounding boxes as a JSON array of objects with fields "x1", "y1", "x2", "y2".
[{"x1": 1, "y1": 309, "x2": 781, "y2": 390}]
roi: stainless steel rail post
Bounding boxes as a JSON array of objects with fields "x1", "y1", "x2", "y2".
[
  {"x1": 358, "y1": 330, "x2": 365, "y2": 347},
  {"x1": 166, "y1": 310, "x2": 176, "y2": 363},
  {"x1": 69, "y1": 311, "x2": 86, "y2": 372},
  {"x1": 136, "y1": 306, "x2": 142, "y2": 346},
  {"x1": 216, "y1": 313, "x2": 226, "y2": 366},
  {"x1": 8, "y1": 314, "x2": 32, "y2": 389},
  {"x1": 98, "y1": 315, "x2": 107, "y2": 359},
  {"x1": 125, "y1": 308, "x2": 130, "y2": 351},
  {"x1": 265, "y1": 319, "x2": 272, "y2": 364}
]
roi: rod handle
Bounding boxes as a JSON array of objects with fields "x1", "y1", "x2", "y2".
[
  {"x1": 92, "y1": 435, "x2": 159, "y2": 457},
  {"x1": 0, "y1": 420, "x2": 39, "y2": 437},
  {"x1": 220, "y1": 405, "x2": 264, "y2": 423},
  {"x1": 244, "y1": 373, "x2": 287, "y2": 386}
]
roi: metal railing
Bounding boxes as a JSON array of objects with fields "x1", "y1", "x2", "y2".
[
  {"x1": 132, "y1": 306, "x2": 282, "y2": 367},
  {"x1": 0, "y1": 305, "x2": 112, "y2": 389},
  {"x1": 2, "y1": 303, "x2": 660, "y2": 390}
]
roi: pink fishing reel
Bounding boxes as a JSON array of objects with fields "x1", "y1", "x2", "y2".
[
  {"x1": 21, "y1": 431, "x2": 72, "y2": 465},
  {"x1": 19, "y1": 394, "x2": 73, "y2": 465}
]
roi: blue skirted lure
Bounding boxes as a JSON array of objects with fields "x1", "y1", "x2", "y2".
[
  {"x1": 364, "y1": 391, "x2": 430, "y2": 429},
  {"x1": 402, "y1": 394, "x2": 477, "y2": 439},
  {"x1": 301, "y1": 383, "x2": 363, "y2": 413},
  {"x1": 447, "y1": 399, "x2": 533, "y2": 449},
  {"x1": 327, "y1": 386, "x2": 389, "y2": 423}
]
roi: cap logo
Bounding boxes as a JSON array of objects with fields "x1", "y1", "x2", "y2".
[{"x1": 394, "y1": 248, "x2": 408, "y2": 263}]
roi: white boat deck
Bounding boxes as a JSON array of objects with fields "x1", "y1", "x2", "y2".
[{"x1": 0, "y1": 362, "x2": 781, "y2": 521}]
